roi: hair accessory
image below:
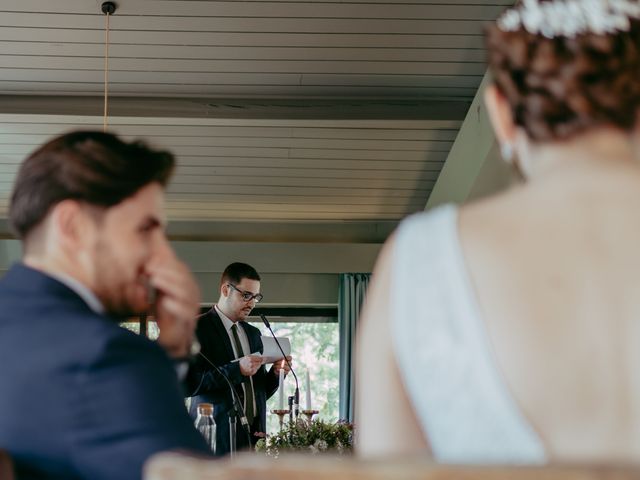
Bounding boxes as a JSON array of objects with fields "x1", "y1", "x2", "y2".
[{"x1": 497, "y1": 0, "x2": 640, "y2": 38}]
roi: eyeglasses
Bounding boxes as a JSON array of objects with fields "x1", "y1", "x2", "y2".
[{"x1": 227, "y1": 283, "x2": 263, "y2": 303}]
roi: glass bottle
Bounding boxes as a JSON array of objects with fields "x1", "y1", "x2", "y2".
[{"x1": 194, "y1": 402, "x2": 216, "y2": 453}]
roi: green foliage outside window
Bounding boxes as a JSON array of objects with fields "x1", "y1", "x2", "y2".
[{"x1": 258, "y1": 321, "x2": 339, "y2": 435}]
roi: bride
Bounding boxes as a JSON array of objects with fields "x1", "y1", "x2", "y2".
[{"x1": 357, "y1": 0, "x2": 640, "y2": 464}]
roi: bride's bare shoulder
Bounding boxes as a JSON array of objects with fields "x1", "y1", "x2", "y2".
[{"x1": 458, "y1": 187, "x2": 531, "y2": 238}]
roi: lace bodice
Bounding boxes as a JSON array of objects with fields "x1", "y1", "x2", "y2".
[{"x1": 391, "y1": 205, "x2": 546, "y2": 464}]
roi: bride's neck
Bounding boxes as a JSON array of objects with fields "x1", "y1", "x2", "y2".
[{"x1": 519, "y1": 128, "x2": 640, "y2": 181}]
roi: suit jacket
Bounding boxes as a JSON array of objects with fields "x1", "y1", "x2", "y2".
[
  {"x1": 0, "y1": 263, "x2": 210, "y2": 480},
  {"x1": 185, "y1": 308, "x2": 279, "y2": 455}
]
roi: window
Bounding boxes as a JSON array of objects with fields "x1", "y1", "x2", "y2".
[
  {"x1": 120, "y1": 321, "x2": 141, "y2": 335},
  {"x1": 256, "y1": 316, "x2": 338, "y2": 434},
  {"x1": 120, "y1": 306, "x2": 339, "y2": 436}
]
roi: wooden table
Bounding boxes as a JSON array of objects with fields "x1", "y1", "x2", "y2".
[{"x1": 145, "y1": 452, "x2": 639, "y2": 480}]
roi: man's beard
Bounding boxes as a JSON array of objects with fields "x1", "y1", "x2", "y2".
[
  {"x1": 94, "y1": 276, "x2": 148, "y2": 320},
  {"x1": 91, "y1": 242, "x2": 149, "y2": 319}
]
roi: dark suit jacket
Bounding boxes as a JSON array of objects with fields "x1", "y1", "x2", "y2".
[
  {"x1": 185, "y1": 308, "x2": 279, "y2": 455},
  {"x1": 0, "y1": 263, "x2": 210, "y2": 480}
]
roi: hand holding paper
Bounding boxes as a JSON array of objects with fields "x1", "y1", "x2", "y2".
[
  {"x1": 273, "y1": 356, "x2": 292, "y2": 375},
  {"x1": 238, "y1": 355, "x2": 262, "y2": 376}
]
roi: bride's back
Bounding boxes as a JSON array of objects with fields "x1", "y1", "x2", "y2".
[
  {"x1": 357, "y1": 0, "x2": 640, "y2": 462},
  {"x1": 459, "y1": 161, "x2": 640, "y2": 460},
  {"x1": 453, "y1": 2, "x2": 640, "y2": 459}
]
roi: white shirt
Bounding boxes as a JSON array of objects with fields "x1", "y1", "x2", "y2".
[
  {"x1": 48, "y1": 271, "x2": 105, "y2": 315},
  {"x1": 215, "y1": 305, "x2": 257, "y2": 414},
  {"x1": 215, "y1": 305, "x2": 253, "y2": 357}
]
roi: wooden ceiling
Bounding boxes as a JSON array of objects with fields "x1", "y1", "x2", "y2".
[{"x1": 0, "y1": 0, "x2": 512, "y2": 242}]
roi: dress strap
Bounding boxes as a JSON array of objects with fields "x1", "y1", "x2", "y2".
[{"x1": 391, "y1": 205, "x2": 546, "y2": 464}]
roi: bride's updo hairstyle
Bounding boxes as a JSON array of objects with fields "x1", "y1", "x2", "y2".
[{"x1": 486, "y1": 0, "x2": 640, "y2": 142}]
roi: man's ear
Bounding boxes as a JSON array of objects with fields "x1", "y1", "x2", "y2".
[
  {"x1": 484, "y1": 84, "x2": 517, "y2": 147},
  {"x1": 220, "y1": 283, "x2": 229, "y2": 299},
  {"x1": 49, "y1": 200, "x2": 93, "y2": 249}
]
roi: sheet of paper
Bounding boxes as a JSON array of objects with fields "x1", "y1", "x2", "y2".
[{"x1": 257, "y1": 335, "x2": 291, "y2": 364}]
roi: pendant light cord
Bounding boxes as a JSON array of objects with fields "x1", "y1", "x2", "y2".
[{"x1": 103, "y1": 10, "x2": 111, "y2": 132}]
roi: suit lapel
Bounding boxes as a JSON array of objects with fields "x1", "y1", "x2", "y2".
[
  {"x1": 240, "y1": 321, "x2": 263, "y2": 354},
  {"x1": 209, "y1": 309, "x2": 236, "y2": 360}
]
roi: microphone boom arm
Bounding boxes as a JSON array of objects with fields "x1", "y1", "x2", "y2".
[
  {"x1": 196, "y1": 350, "x2": 253, "y2": 448},
  {"x1": 260, "y1": 314, "x2": 300, "y2": 419}
]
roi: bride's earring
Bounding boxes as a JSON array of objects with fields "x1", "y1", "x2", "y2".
[
  {"x1": 500, "y1": 142, "x2": 514, "y2": 163},
  {"x1": 501, "y1": 142, "x2": 527, "y2": 183}
]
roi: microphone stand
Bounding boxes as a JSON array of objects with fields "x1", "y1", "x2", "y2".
[
  {"x1": 196, "y1": 350, "x2": 253, "y2": 455},
  {"x1": 260, "y1": 314, "x2": 300, "y2": 420}
]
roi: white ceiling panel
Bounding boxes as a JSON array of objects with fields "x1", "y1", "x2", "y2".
[
  {"x1": 0, "y1": 0, "x2": 506, "y2": 98},
  {"x1": 0, "y1": 0, "x2": 511, "y2": 240},
  {"x1": 0, "y1": 114, "x2": 460, "y2": 226}
]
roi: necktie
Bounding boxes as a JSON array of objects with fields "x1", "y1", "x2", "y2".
[{"x1": 230, "y1": 324, "x2": 255, "y2": 424}]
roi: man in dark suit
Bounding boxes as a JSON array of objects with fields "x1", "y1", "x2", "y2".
[
  {"x1": 187, "y1": 262, "x2": 291, "y2": 455},
  {"x1": 0, "y1": 131, "x2": 211, "y2": 480}
]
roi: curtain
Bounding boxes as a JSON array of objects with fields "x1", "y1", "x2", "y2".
[{"x1": 338, "y1": 273, "x2": 370, "y2": 422}]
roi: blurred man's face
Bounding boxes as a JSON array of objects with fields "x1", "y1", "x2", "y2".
[
  {"x1": 219, "y1": 278, "x2": 261, "y2": 322},
  {"x1": 86, "y1": 183, "x2": 169, "y2": 316}
]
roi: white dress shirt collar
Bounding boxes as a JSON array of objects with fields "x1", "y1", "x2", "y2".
[
  {"x1": 215, "y1": 304, "x2": 239, "y2": 332},
  {"x1": 48, "y1": 271, "x2": 105, "y2": 315}
]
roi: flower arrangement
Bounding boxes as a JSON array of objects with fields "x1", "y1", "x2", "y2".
[{"x1": 255, "y1": 419, "x2": 353, "y2": 457}]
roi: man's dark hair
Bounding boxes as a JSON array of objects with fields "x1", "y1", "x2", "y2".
[
  {"x1": 9, "y1": 130, "x2": 175, "y2": 239},
  {"x1": 221, "y1": 262, "x2": 261, "y2": 287}
]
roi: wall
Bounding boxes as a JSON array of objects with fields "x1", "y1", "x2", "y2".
[
  {"x1": 466, "y1": 142, "x2": 514, "y2": 202},
  {"x1": 0, "y1": 240, "x2": 381, "y2": 307}
]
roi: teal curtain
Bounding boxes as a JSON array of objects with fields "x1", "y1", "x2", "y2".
[{"x1": 338, "y1": 273, "x2": 370, "y2": 422}]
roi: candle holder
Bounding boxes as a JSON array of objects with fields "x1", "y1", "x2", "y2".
[
  {"x1": 270, "y1": 409, "x2": 290, "y2": 430},
  {"x1": 301, "y1": 409, "x2": 319, "y2": 423}
]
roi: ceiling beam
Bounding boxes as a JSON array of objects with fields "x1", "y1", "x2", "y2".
[
  {"x1": 425, "y1": 73, "x2": 499, "y2": 209},
  {"x1": 0, "y1": 95, "x2": 471, "y2": 121},
  {"x1": 166, "y1": 219, "x2": 397, "y2": 243},
  {"x1": 0, "y1": 218, "x2": 396, "y2": 244}
]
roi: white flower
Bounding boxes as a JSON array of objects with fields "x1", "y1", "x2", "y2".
[{"x1": 313, "y1": 439, "x2": 328, "y2": 451}]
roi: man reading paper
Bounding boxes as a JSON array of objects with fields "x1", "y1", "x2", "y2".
[{"x1": 186, "y1": 262, "x2": 292, "y2": 455}]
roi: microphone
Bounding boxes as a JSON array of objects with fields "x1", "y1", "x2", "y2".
[
  {"x1": 260, "y1": 314, "x2": 299, "y2": 419},
  {"x1": 195, "y1": 350, "x2": 253, "y2": 448}
]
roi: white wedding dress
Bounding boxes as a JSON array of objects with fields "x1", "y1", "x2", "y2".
[{"x1": 391, "y1": 205, "x2": 547, "y2": 464}]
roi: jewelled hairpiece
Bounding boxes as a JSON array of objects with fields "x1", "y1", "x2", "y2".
[{"x1": 497, "y1": 0, "x2": 640, "y2": 38}]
